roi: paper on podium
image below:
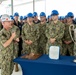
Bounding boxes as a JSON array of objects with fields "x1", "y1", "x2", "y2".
[{"x1": 49, "y1": 46, "x2": 60, "y2": 60}]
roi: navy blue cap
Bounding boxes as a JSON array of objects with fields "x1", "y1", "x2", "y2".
[
  {"x1": 40, "y1": 12, "x2": 46, "y2": 17},
  {"x1": 33, "y1": 12, "x2": 38, "y2": 17},
  {"x1": 51, "y1": 10, "x2": 59, "y2": 16},
  {"x1": 10, "y1": 15, "x2": 14, "y2": 20},
  {"x1": 66, "y1": 12, "x2": 74, "y2": 18},
  {"x1": 23, "y1": 16, "x2": 27, "y2": 20},
  {"x1": 27, "y1": 13, "x2": 33, "y2": 18},
  {"x1": 14, "y1": 12, "x2": 19, "y2": 17},
  {"x1": 20, "y1": 16, "x2": 23, "y2": 20}
]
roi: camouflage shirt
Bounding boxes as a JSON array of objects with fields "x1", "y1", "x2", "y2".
[
  {"x1": 0, "y1": 22, "x2": 2, "y2": 31},
  {"x1": 63, "y1": 23, "x2": 76, "y2": 41},
  {"x1": 45, "y1": 20, "x2": 65, "y2": 45},
  {"x1": 38, "y1": 22, "x2": 47, "y2": 43},
  {"x1": 0, "y1": 28, "x2": 13, "y2": 56},
  {"x1": 10, "y1": 25, "x2": 20, "y2": 40},
  {"x1": 22, "y1": 23, "x2": 39, "y2": 43}
]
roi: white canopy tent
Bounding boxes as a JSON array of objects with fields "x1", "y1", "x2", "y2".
[
  {"x1": 0, "y1": 0, "x2": 7, "y2": 4},
  {"x1": 0, "y1": 0, "x2": 36, "y2": 15},
  {"x1": 0, "y1": 0, "x2": 76, "y2": 17}
]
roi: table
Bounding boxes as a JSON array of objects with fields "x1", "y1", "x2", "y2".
[{"x1": 13, "y1": 55, "x2": 76, "y2": 75}]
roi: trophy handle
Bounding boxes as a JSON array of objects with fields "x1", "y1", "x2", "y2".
[
  {"x1": 74, "y1": 29, "x2": 76, "y2": 41},
  {"x1": 69, "y1": 24, "x2": 76, "y2": 63},
  {"x1": 69, "y1": 24, "x2": 75, "y2": 42}
]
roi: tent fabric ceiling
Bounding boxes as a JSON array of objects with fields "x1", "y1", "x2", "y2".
[
  {"x1": 0, "y1": 0, "x2": 7, "y2": 2},
  {"x1": 0, "y1": 0, "x2": 33, "y2": 6}
]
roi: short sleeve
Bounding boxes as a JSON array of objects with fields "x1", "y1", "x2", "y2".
[{"x1": 0, "y1": 33, "x2": 6, "y2": 50}]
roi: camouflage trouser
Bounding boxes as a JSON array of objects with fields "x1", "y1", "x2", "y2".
[
  {"x1": 13, "y1": 43, "x2": 19, "y2": 58},
  {"x1": 22, "y1": 42, "x2": 38, "y2": 54},
  {"x1": 37, "y1": 36, "x2": 47, "y2": 54},
  {"x1": 22, "y1": 42, "x2": 26, "y2": 54},
  {"x1": 73, "y1": 42, "x2": 76, "y2": 56},
  {"x1": 0, "y1": 52, "x2": 1, "y2": 68},
  {"x1": 46, "y1": 42, "x2": 62, "y2": 55},
  {"x1": 62, "y1": 42, "x2": 74, "y2": 56},
  {"x1": 1, "y1": 55, "x2": 14, "y2": 75},
  {"x1": 38, "y1": 43, "x2": 46, "y2": 54}
]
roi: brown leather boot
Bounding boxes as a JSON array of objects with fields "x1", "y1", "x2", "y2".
[{"x1": 15, "y1": 63, "x2": 19, "y2": 72}]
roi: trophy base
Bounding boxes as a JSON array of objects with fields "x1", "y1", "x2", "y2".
[{"x1": 73, "y1": 59, "x2": 76, "y2": 63}]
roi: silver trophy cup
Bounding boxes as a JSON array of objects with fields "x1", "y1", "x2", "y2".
[{"x1": 69, "y1": 25, "x2": 76, "y2": 63}]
